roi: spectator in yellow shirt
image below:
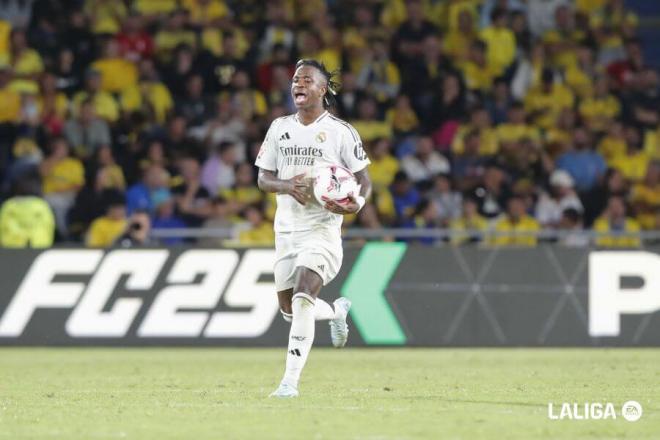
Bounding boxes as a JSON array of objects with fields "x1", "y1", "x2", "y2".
[
  {"x1": 610, "y1": 126, "x2": 649, "y2": 182},
  {"x1": 449, "y1": 196, "x2": 489, "y2": 245},
  {"x1": 0, "y1": 171, "x2": 55, "y2": 248},
  {"x1": 219, "y1": 162, "x2": 263, "y2": 219},
  {"x1": 452, "y1": 106, "x2": 498, "y2": 156},
  {"x1": 351, "y1": 96, "x2": 392, "y2": 143},
  {"x1": 84, "y1": 0, "x2": 128, "y2": 34},
  {"x1": 524, "y1": 68, "x2": 575, "y2": 130},
  {"x1": 155, "y1": 9, "x2": 197, "y2": 62},
  {"x1": 9, "y1": 29, "x2": 43, "y2": 80},
  {"x1": 480, "y1": 8, "x2": 516, "y2": 75},
  {"x1": 444, "y1": 9, "x2": 477, "y2": 66},
  {"x1": 356, "y1": 37, "x2": 401, "y2": 104},
  {"x1": 386, "y1": 95, "x2": 419, "y2": 136},
  {"x1": 0, "y1": 64, "x2": 20, "y2": 123},
  {"x1": 40, "y1": 137, "x2": 85, "y2": 238},
  {"x1": 120, "y1": 59, "x2": 174, "y2": 124},
  {"x1": 490, "y1": 196, "x2": 541, "y2": 247},
  {"x1": 630, "y1": 162, "x2": 660, "y2": 230},
  {"x1": 461, "y1": 40, "x2": 500, "y2": 93},
  {"x1": 597, "y1": 121, "x2": 626, "y2": 165},
  {"x1": 367, "y1": 138, "x2": 400, "y2": 190},
  {"x1": 236, "y1": 205, "x2": 275, "y2": 247},
  {"x1": 593, "y1": 195, "x2": 641, "y2": 248},
  {"x1": 91, "y1": 39, "x2": 138, "y2": 93},
  {"x1": 72, "y1": 69, "x2": 120, "y2": 122},
  {"x1": 86, "y1": 191, "x2": 128, "y2": 248},
  {"x1": 183, "y1": 0, "x2": 229, "y2": 27},
  {"x1": 578, "y1": 76, "x2": 621, "y2": 133},
  {"x1": 496, "y1": 102, "x2": 540, "y2": 145}
]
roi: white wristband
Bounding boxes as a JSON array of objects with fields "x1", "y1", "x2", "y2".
[{"x1": 355, "y1": 196, "x2": 366, "y2": 212}]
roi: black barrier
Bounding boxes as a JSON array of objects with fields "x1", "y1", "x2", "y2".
[{"x1": 1, "y1": 245, "x2": 660, "y2": 346}]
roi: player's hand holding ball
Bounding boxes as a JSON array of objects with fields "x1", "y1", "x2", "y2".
[
  {"x1": 313, "y1": 165, "x2": 365, "y2": 215},
  {"x1": 282, "y1": 173, "x2": 309, "y2": 205}
]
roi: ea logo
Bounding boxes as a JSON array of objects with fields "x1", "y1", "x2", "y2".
[{"x1": 621, "y1": 401, "x2": 642, "y2": 422}]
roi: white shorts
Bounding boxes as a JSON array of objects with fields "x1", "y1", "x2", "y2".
[{"x1": 274, "y1": 227, "x2": 343, "y2": 291}]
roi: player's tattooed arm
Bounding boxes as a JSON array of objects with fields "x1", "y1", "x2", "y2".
[
  {"x1": 257, "y1": 169, "x2": 308, "y2": 205},
  {"x1": 324, "y1": 167, "x2": 372, "y2": 215}
]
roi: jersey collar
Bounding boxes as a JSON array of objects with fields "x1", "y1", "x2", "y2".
[{"x1": 294, "y1": 110, "x2": 328, "y2": 127}]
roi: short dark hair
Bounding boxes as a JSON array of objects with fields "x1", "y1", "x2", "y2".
[{"x1": 295, "y1": 59, "x2": 339, "y2": 109}]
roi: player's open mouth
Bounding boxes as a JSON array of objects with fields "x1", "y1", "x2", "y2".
[{"x1": 294, "y1": 91, "x2": 307, "y2": 103}]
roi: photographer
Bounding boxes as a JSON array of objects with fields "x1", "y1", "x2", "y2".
[{"x1": 115, "y1": 210, "x2": 153, "y2": 247}]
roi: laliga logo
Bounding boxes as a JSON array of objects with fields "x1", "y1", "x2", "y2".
[
  {"x1": 589, "y1": 251, "x2": 660, "y2": 337},
  {"x1": 547, "y1": 401, "x2": 642, "y2": 422}
]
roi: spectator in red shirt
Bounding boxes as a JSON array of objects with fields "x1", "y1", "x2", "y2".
[{"x1": 115, "y1": 12, "x2": 154, "y2": 62}]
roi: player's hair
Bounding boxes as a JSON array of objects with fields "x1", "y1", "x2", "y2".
[{"x1": 295, "y1": 59, "x2": 340, "y2": 109}]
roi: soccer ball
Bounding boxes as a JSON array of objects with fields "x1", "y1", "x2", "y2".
[{"x1": 312, "y1": 165, "x2": 360, "y2": 206}]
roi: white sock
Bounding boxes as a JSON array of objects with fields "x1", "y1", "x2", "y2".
[
  {"x1": 282, "y1": 292, "x2": 315, "y2": 388},
  {"x1": 313, "y1": 298, "x2": 336, "y2": 321}
]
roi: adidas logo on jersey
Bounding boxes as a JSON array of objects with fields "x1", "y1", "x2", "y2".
[
  {"x1": 279, "y1": 132, "x2": 291, "y2": 141},
  {"x1": 288, "y1": 348, "x2": 301, "y2": 356}
]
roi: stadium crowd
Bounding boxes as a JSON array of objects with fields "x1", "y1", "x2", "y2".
[{"x1": 0, "y1": 0, "x2": 658, "y2": 248}]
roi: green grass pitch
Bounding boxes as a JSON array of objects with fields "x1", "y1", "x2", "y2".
[{"x1": 1, "y1": 348, "x2": 658, "y2": 439}]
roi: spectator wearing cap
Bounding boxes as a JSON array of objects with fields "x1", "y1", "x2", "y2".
[
  {"x1": 535, "y1": 169, "x2": 584, "y2": 227},
  {"x1": 556, "y1": 126, "x2": 606, "y2": 193},
  {"x1": 593, "y1": 195, "x2": 640, "y2": 248},
  {"x1": 490, "y1": 195, "x2": 541, "y2": 246}
]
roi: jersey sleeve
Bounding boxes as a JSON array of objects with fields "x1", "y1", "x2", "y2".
[
  {"x1": 339, "y1": 123, "x2": 371, "y2": 173},
  {"x1": 255, "y1": 118, "x2": 280, "y2": 171}
]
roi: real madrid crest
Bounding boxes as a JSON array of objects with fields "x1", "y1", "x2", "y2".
[{"x1": 316, "y1": 131, "x2": 327, "y2": 143}]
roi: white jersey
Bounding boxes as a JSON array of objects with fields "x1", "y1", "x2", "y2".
[{"x1": 255, "y1": 111, "x2": 370, "y2": 233}]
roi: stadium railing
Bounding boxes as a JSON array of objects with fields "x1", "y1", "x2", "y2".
[{"x1": 150, "y1": 227, "x2": 660, "y2": 242}]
